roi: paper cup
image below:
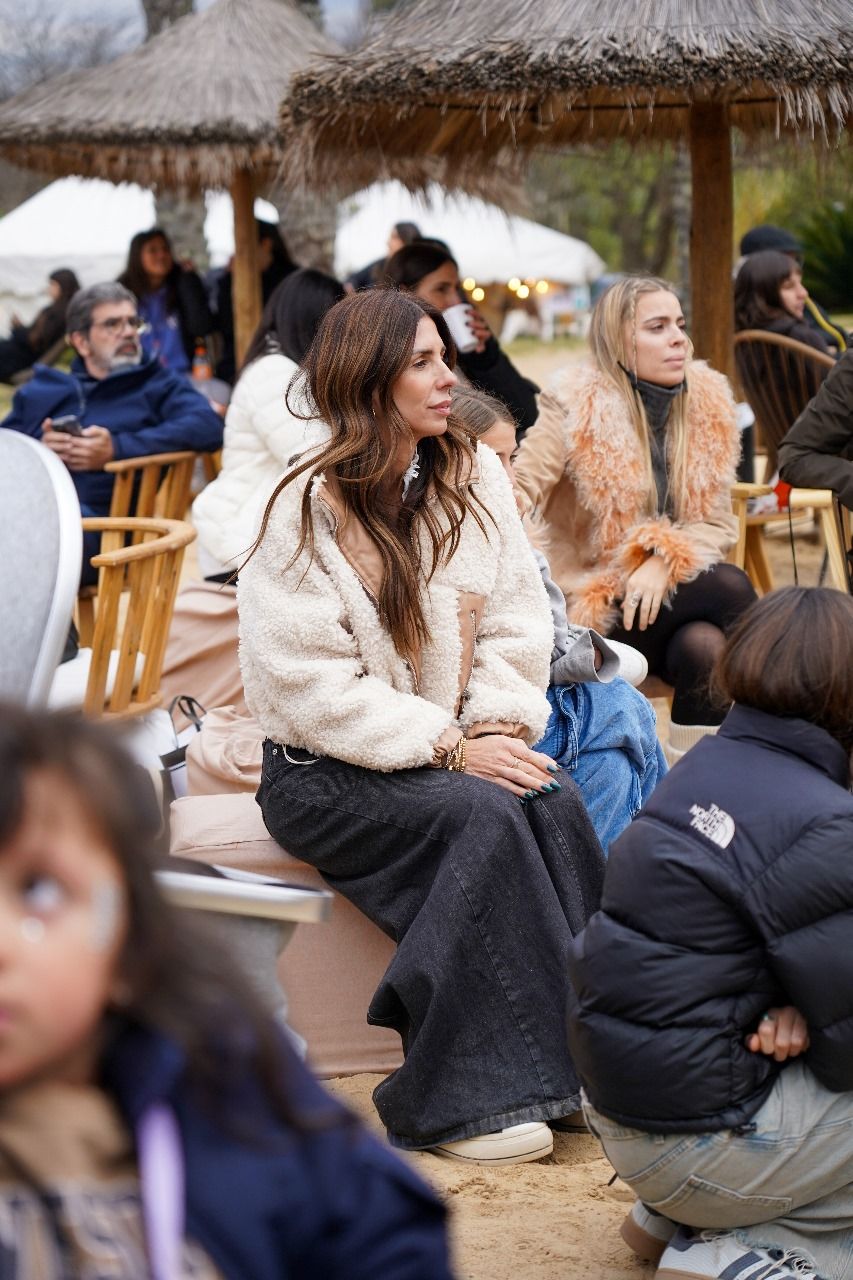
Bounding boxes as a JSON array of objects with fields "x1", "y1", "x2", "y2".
[{"x1": 443, "y1": 302, "x2": 479, "y2": 354}]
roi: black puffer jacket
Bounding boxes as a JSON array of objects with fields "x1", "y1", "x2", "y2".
[{"x1": 568, "y1": 704, "x2": 853, "y2": 1134}]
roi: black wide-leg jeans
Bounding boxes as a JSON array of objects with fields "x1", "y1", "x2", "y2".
[{"x1": 257, "y1": 740, "x2": 606, "y2": 1149}]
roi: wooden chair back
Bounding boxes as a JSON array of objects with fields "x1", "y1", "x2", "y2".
[
  {"x1": 105, "y1": 450, "x2": 198, "y2": 521},
  {"x1": 730, "y1": 482, "x2": 850, "y2": 594},
  {"x1": 734, "y1": 331, "x2": 835, "y2": 476},
  {"x1": 77, "y1": 517, "x2": 196, "y2": 719}
]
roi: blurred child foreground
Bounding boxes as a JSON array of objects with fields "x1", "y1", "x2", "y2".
[{"x1": 0, "y1": 704, "x2": 453, "y2": 1279}]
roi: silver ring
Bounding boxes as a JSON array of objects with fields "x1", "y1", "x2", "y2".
[{"x1": 629, "y1": 592, "x2": 642, "y2": 606}]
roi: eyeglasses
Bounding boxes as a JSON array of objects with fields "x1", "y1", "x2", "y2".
[{"x1": 90, "y1": 315, "x2": 147, "y2": 335}]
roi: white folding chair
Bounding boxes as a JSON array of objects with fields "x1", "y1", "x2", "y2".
[{"x1": 0, "y1": 430, "x2": 82, "y2": 706}]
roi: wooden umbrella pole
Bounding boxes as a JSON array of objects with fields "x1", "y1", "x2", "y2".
[
  {"x1": 689, "y1": 103, "x2": 734, "y2": 379},
  {"x1": 230, "y1": 166, "x2": 262, "y2": 369}
]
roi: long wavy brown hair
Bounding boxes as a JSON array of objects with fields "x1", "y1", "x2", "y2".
[{"x1": 249, "y1": 290, "x2": 490, "y2": 662}]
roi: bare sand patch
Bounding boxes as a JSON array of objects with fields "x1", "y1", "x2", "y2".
[{"x1": 328, "y1": 1073, "x2": 651, "y2": 1280}]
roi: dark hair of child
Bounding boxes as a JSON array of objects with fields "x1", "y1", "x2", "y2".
[{"x1": 713, "y1": 586, "x2": 853, "y2": 755}]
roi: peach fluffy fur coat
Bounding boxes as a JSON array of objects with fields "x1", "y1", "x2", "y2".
[{"x1": 514, "y1": 361, "x2": 741, "y2": 634}]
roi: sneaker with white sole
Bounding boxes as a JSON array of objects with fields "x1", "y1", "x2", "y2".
[
  {"x1": 606, "y1": 639, "x2": 649, "y2": 688},
  {"x1": 620, "y1": 1199, "x2": 677, "y2": 1263},
  {"x1": 429, "y1": 1121, "x2": 553, "y2": 1165},
  {"x1": 657, "y1": 1228, "x2": 818, "y2": 1279}
]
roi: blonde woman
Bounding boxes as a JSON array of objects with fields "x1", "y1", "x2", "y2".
[{"x1": 514, "y1": 276, "x2": 756, "y2": 761}]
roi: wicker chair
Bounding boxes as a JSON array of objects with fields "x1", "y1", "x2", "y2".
[
  {"x1": 734, "y1": 330, "x2": 835, "y2": 478},
  {"x1": 733, "y1": 332, "x2": 847, "y2": 591}
]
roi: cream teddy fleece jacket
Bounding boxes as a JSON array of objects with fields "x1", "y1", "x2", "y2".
[{"x1": 237, "y1": 444, "x2": 553, "y2": 772}]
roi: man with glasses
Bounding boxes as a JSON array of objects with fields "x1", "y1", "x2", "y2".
[{"x1": 1, "y1": 282, "x2": 222, "y2": 581}]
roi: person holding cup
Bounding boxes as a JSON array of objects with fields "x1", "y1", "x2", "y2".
[{"x1": 383, "y1": 239, "x2": 539, "y2": 436}]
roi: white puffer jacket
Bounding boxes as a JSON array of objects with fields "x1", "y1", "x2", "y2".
[
  {"x1": 237, "y1": 444, "x2": 554, "y2": 772},
  {"x1": 192, "y1": 353, "x2": 328, "y2": 573}
]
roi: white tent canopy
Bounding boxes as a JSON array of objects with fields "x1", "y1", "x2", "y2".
[
  {"x1": 0, "y1": 177, "x2": 278, "y2": 332},
  {"x1": 0, "y1": 178, "x2": 156, "y2": 330},
  {"x1": 335, "y1": 181, "x2": 605, "y2": 286}
]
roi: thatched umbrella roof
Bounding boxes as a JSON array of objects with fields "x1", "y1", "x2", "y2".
[
  {"x1": 0, "y1": 0, "x2": 336, "y2": 362},
  {"x1": 285, "y1": 0, "x2": 853, "y2": 179},
  {"x1": 282, "y1": 0, "x2": 853, "y2": 374},
  {"x1": 0, "y1": 0, "x2": 334, "y2": 191}
]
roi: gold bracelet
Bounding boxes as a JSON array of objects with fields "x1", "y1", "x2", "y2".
[{"x1": 446, "y1": 735, "x2": 467, "y2": 773}]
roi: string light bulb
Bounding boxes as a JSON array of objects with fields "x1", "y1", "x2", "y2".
[
  {"x1": 535, "y1": 280, "x2": 549, "y2": 294},
  {"x1": 516, "y1": 284, "x2": 530, "y2": 299},
  {"x1": 462, "y1": 277, "x2": 476, "y2": 292},
  {"x1": 471, "y1": 286, "x2": 485, "y2": 302},
  {"x1": 508, "y1": 277, "x2": 521, "y2": 291}
]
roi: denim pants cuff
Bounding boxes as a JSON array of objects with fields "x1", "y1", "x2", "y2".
[{"x1": 385, "y1": 1093, "x2": 582, "y2": 1150}]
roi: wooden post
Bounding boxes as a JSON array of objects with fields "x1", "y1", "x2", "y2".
[
  {"x1": 230, "y1": 166, "x2": 262, "y2": 369},
  {"x1": 688, "y1": 103, "x2": 734, "y2": 378}
]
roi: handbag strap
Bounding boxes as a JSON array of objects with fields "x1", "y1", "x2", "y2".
[{"x1": 137, "y1": 1103, "x2": 185, "y2": 1280}]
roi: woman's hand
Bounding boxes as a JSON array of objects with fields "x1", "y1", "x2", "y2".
[
  {"x1": 745, "y1": 1007, "x2": 810, "y2": 1062},
  {"x1": 466, "y1": 307, "x2": 491, "y2": 353},
  {"x1": 464, "y1": 735, "x2": 559, "y2": 798},
  {"x1": 621, "y1": 555, "x2": 670, "y2": 631}
]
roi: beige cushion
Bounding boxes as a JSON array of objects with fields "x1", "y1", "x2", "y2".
[
  {"x1": 170, "y1": 793, "x2": 401, "y2": 1078},
  {"x1": 49, "y1": 648, "x2": 146, "y2": 710}
]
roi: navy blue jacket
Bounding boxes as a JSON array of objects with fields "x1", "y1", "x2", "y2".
[
  {"x1": 1, "y1": 357, "x2": 223, "y2": 513},
  {"x1": 568, "y1": 704, "x2": 853, "y2": 1134},
  {"x1": 102, "y1": 1022, "x2": 453, "y2": 1280}
]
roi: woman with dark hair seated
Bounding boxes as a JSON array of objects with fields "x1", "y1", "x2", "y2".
[
  {"x1": 734, "y1": 249, "x2": 834, "y2": 356},
  {"x1": 238, "y1": 288, "x2": 605, "y2": 1165},
  {"x1": 118, "y1": 227, "x2": 213, "y2": 374},
  {"x1": 0, "y1": 268, "x2": 79, "y2": 383},
  {"x1": 383, "y1": 239, "x2": 540, "y2": 435},
  {"x1": 569, "y1": 586, "x2": 853, "y2": 1280}
]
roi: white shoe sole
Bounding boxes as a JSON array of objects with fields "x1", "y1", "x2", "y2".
[{"x1": 430, "y1": 1123, "x2": 553, "y2": 1166}]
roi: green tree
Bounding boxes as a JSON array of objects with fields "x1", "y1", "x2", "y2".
[{"x1": 526, "y1": 144, "x2": 680, "y2": 281}]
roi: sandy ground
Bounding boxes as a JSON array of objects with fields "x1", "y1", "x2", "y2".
[{"x1": 328, "y1": 1074, "x2": 649, "y2": 1280}]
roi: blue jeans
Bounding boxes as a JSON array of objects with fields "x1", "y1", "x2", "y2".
[
  {"x1": 535, "y1": 678, "x2": 667, "y2": 854},
  {"x1": 584, "y1": 1063, "x2": 853, "y2": 1280}
]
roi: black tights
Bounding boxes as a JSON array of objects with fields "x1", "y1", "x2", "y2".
[{"x1": 607, "y1": 564, "x2": 757, "y2": 724}]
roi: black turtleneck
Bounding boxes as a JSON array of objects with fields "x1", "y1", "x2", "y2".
[{"x1": 619, "y1": 365, "x2": 685, "y2": 516}]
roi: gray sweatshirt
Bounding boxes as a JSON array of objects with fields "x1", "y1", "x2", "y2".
[{"x1": 532, "y1": 547, "x2": 619, "y2": 686}]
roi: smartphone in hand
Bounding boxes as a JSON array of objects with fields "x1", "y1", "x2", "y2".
[{"x1": 51, "y1": 414, "x2": 83, "y2": 436}]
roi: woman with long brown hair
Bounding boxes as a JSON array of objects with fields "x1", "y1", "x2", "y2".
[{"x1": 238, "y1": 289, "x2": 605, "y2": 1164}]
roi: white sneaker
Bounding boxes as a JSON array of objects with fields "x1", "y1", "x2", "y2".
[
  {"x1": 430, "y1": 1121, "x2": 553, "y2": 1165},
  {"x1": 657, "y1": 1228, "x2": 818, "y2": 1279},
  {"x1": 619, "y1": 1199, "x2": 677, "y2": 1263},
  {"x1": 606, "y1": 639, "x2": 649, "y2": 687}
]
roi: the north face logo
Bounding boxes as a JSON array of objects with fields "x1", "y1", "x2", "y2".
[{"x1": 689, "y1": 802, "x2": 735, "y2": 849}]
